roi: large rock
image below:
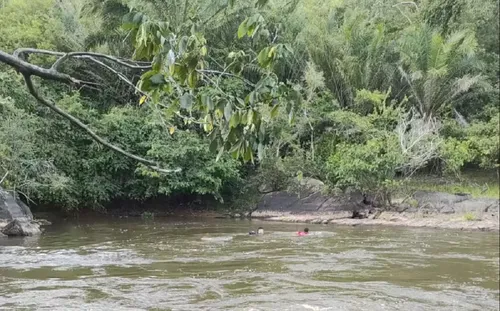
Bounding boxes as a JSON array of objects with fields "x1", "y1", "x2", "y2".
[
  {"x1": 256, "y1": 178, "x2": 365, "y2": 214},
  {"x1": 299, "y1": 178, "x2": 326, "y2": 193},
  {"x1": 412, "y1": 191, "x2": 499, "y2": 214},
  {"x1": 413, "y1": 191, "x2": 471, "y2": 205},
  {"x1": 1, "y1": 219, "x2": 41, "y2": 236},
  {"x1": 1, "y1": 187, "x2": 45, "y2": 237},
  {"x1": 0, "y1": 187, "x2": 33, "y2": 221}
]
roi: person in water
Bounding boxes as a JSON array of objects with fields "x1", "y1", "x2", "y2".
[
  {"x1": 249, "y1": 227, "x2": 264, "y2": 235},
  {"x1": 297, "y1": 228, "x2": 309, "y2": 236}
]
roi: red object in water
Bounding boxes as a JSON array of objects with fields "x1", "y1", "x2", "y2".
[{"x1": 297, "y1": 231, "x2": 308, "y2": 236}]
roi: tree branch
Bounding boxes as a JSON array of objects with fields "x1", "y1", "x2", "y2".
[
  {"x1": 0, "y1": 48, "x2": 179, "y2": 174},
  {"x1": 22, "y1": 74, "x2": 172, "y2": 170},
  {"x1": 51, "y1": 51, "x2": 152, "y2": 70},
  {"x1": 198, "y1": 69, "x2": 255, "y2": 87},
  {"x1": 0, "y1": 171, "x2": 8, "y2": 185},
  {"x1": 0, "y1": 50, "x2": 96, "y2": 86},
  {"x1": 13, "y1": 48, "x2": 151, "y2": 70},
  {"x1": 83, "y1": 56, "x2": 146, "y2": 95}
]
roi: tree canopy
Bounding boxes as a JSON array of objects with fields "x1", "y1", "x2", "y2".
[{"x1": 0, "y1": 0, "x2": 498, "y2": 211}]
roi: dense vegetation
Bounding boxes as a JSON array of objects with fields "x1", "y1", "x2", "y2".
[{"x1": 0, "y1": 0, "x2": 498, "y2": 213}]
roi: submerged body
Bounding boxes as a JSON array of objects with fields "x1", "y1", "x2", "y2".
[
  {"x1": 297, "y1": 228, "x2": 309, "y2": 236},
  {"x1": 249, "y1": 227, "x2": 264, "y2": 235}
]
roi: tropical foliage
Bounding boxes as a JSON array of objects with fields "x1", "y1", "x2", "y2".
[{"x1": 0, "y1": 0, "x2": 498, "y2": 211}]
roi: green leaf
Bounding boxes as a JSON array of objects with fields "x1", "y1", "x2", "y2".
[
  {"x1": 209, "y1": 138, "x2": 219, "y2": 153},
  {"x1": 202, "y1": 94, "x2": 214, "y2": 111},
  {"x1": 150, "y1": 73, "x2": 165, "y2": 85},
  {"x1": 179, "y1": 36, "x2": 188, "y2": 54},
  {"x1": 250, "y1": 24, "x2": 260, "y2": 38},
  {"x1": 187, "y1": 71, "x2": 198, "y2": 88},
  {"x1": 229, "y1": 112, "x2": 239, "y2": 128},
  {"x1": 200, "y1": 45, "x2": 207, "y2": 56},
  {"x1": 224, "y1": 102, "x2": 233, "y2": 121},
  {"x1": 247, "y1": 109, "x2": 254, "y2": 125},
  {"x1": 257, "y1": 48, "x2": 271, "y2": 67},
  {"x1": 258, "y1": 143, "x2": 265, "y2": 160},
  {"x1": 216, "y1": 146, "x2": 225, "y2": 162},
  {"x1": 166, "y1": 49, "x2": 176, "y2": 66},
  {"x1": 270, "y1": 104, "x2": 280, "y2": 118},
  {"x1": 237, "y1": 18, "x2": 248, "y2": 39},
  {"x1": 243, "y1": 144, "x2": 253, "y2": 162},
  {"x1": 229, "y1": 140, "x2": 242, "y2": 153},
  {"x1": 180, "y1": 93, "x2": 193, "y2": 110}
]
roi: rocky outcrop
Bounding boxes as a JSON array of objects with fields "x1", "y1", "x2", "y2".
[
  {"x1": 255, "y1": 180, "x2": 499, "y2": 219},
  {"x1": 411, "y1": 191, "x2": 499, "y2": 214},
  {"x1": 0, "y1": 187, "x2": 33, "y2": 221},
  {"x1": 1, "y1": 187, "x2": 45, "y2": 237},
  {"x1": 1, "y1": 219, "x2": 41, "y2": 236},
  {"x1": 255, "y1": 178, "x2": 370, "y2": 216}
]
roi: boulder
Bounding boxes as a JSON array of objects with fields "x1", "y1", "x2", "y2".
[
  {"x1": 258, "y1": 183, "x2": 274, "y2": 194},
  {"x1": 413, "y1": 191, "x2": 499, "y2": 214},
  {"x1": 256, "y1": 178, "x2": 364, "y2": 214},
  {"x1": 1, "y1": 219, "x2": 41, "y2": 236},
  {"x1": 299, "y1": 178, "x2": 325, "y2": 193},
  {"x1": 413, "y1": 191, "x2": 471, "y2": 205},
  {"x1": 1, "y1": 187, "x2": 48, "y2": 236},
  {"x1": 0, "y1": 187, "x2": 33, "y2": 221}
]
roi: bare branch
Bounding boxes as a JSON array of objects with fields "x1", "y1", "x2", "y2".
[
  {"x1": 0, "y1": 50, "x2": 96, "y2": 86},
  {"x1": 13, "y1": 48, "x2": 151, "y2": 70},
  {"x1": 51, "y1": 52, "x2": 152, "y2": 70},
  {"x1": 0, "y1": 171, "x2": 8, "y2": 185},
  {"x1": 395, "y1": 108, "x2": 442, "y2": 176},
  {"x1": 198, "y1": 69, "x2": 255, "y2": 87},
  {"x1": 13, "y1": 48, "x2": 65, "y2": 58},
  {"x1": 83, "y1": 56, "x2": 146, "y2": 95}
]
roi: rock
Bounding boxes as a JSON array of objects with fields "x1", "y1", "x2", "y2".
[
  {"x1": 0, "y1": 187, "x2": 33, "y2": 221},
  {"x1": 352, "y1": 210, "x2": 368, "y2": 219},
  {"x1": 440, "y1": 205, "x2": 455, "y2": 214},
  {"x1": 299, "y1": 178, "x2": 325, "y2": 193},
  {"x1": 32, "y1": 219, "x2": 52, "y2": 226},
  {"x1": 1, "y1": 219, "x2": 41, "y2": 236},
  {"x1": 258, "y1": 183, "x2": 274, "y2": 194},
  {"x1": 368, "y1": 209, "x2": 383, "y2": 219},
  {"x1": 413, "y1": 191, "x2": 471, "y2": 205},
  {"x1": 256, "y1": 180, "x2": 362, "y2": 215}
]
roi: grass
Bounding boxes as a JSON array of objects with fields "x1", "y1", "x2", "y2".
[
  {"x1": 400, "y1": 169, "x2": 499, "y2": 199},
  {"x1": 463, "y1": 212, "x2": 478, "y2": 221}
]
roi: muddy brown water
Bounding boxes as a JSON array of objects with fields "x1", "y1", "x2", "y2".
[{"x1": 0, "y1": 218, "x2": 498, "y2": 310}]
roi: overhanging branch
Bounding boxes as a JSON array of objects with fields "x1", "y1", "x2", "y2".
[{"x1": 0, "y1": 49, "x2": 179, "y2": 174}]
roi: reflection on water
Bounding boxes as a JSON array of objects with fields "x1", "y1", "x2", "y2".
[{"x1": 0, "y1": 218, "x2": 498, "y2": 310}]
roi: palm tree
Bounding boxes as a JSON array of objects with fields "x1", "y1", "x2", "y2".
[
  {"x1": 293, "y1": 6, "x2": 397, "y2": 109},
  {"x1": 397, "y1": 23, "x2": 483, "y2": 119}
]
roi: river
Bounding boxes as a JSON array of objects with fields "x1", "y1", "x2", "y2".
[{"x1": 0, "y1": 218, "x2": 498, "y2": 310}]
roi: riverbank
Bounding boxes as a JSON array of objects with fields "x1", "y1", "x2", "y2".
[
  {"x1": 251, "y1": 210, "x2": 499, "y2": 231},
  {"x1": 250, "y1": 180, "x2": 499, "y2": 231}
]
